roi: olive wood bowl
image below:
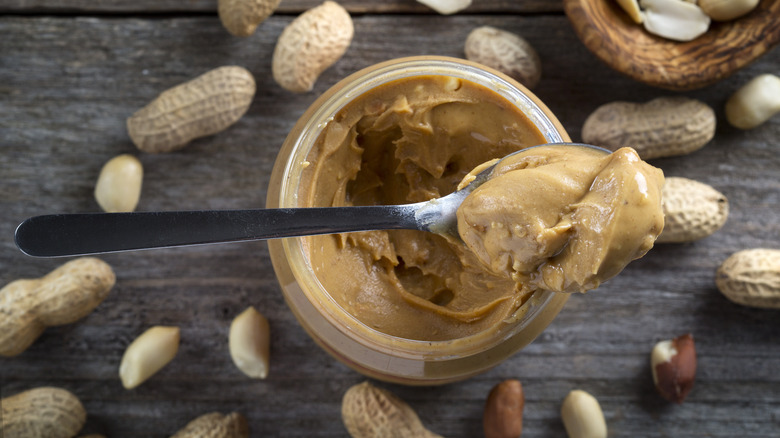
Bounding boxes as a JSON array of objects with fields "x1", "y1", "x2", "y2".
[{"x1": 563, "y1": 0, "x2": 780, "y2": 90}]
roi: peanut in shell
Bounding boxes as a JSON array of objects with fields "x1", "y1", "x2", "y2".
[
  {"x1": 582, "y1": 97, "x2": 716, "y2": 159},
  {"x1": 127, "y1": 66, "x2": 256, "y2": 153},
  {"x1": 716, "y1": 249, "x2": 780, "y2": 309},
  {"x1": 657, "y1": 176, "x2": 728, "y2": 243}
]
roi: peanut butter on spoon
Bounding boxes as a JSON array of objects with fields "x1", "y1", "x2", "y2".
[{"x1": 457, "y1": 145, "x2": 665, "y2": 293}]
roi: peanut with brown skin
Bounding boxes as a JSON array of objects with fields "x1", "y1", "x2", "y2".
[
  {"x1": 483, "y1": 379, "x2": 524, "y2": 438},
  {"x1": 651, "y1": 334, "x2": 697, "y2": 403},
  {"x1": 170, "y1": 412, "x2": 249, "y2": 438},
  {"x1": 127, "y1": 66, "x2": 256, "y2": 153},
  {"x1": 341, "y1": 381, "x2": 442, "y2": 438},
  {"x1": 1, "y1": 387, "x2": 86, "y2": 438},
  {"x1": 0, "y1": 257, "x2": 115, "y2": 357},
  {"x1": 582, "y1": 97, "x2": 716, "y2": 159}
]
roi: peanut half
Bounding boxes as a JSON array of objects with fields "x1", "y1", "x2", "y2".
[
  {"x1": 229, "y1": 306, "x2": 271, "y2": 379},
  {"x1": 218, "y1": 0, "x2": 282, "y2": 37},
  {"x1": 699, "y1": 0, "x2": 759, "y2": 21},
  {"x1": 560, "y1": 390, "x2": 607, "y2": 438},
  {"x1": 171, "y1": 412, "x2": 249, "y2": 438},
  {"x1": 1, "y1": 387, "x2": 86, "y2": 438},
  {"x1": 94, "y1": 154, "x2": 143, "y2": 213},
  {"x1": 725, "y1": 73, "x2": 780, "y2": 130},
  {"x1": 716, "y1": 248, "x2": 780, "y2": 309},
  {"x1": 483, "y1": 379, "x2": 524, "y2": 438},
  {"x1": 640, "y1": 0, "x2": 710, "y2": 42},
  {"x1": 341, "y1": 381, "x2": 442, "y2": 438},
  {"x1": 127, "y1": 66, "x2": 256, "y2": 153},
  {"x1": 658, "y1": 176, "x2": 728, "y2": 243},
  {"x1": 0, "y1": 257, "x2": 115, "y2": 357},
  {"x1": 272, "y1": 1, "x2": 353, "y2": 93},
  {"x1": 119, "y1": 326, "x2": 180, "y2": 389},
  {"x1": 465, "y1": 26, "x2": 542, "y2": 90},
  {"x1": 615, "y1": 0, "x2": 644, "y2": 23},
  {"x1": 417, "y1": 0, "x2": 472, "y2": 15},
  {"x1": 582, "y1": 96, "x2": 716, "y2": 159}
]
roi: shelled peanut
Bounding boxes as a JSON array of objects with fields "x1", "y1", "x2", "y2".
[
  {"x1": 119, "y1": 326, "x2": 181, "y2": 389},
  {"x1": 229, "y1": 306, "x2": 271, "y2": 379},
  {"x1": 483, "y1": 379, "x2": 525, "y2": 438},
  {"x1": 0, "y1": 258, "x2": 115, "y2": 357},
  {"x1": 725, "y1": 74, "x2": 780, "y2": 130},
  {"x1": 94, "y1": 154, "x2": 143, "y2": 213},
  {"x1": 561, "y1": 390, "x2": 607, "y2": 438},
  {"x1": 651, "y1": 334, "x2": 697, "y2": 403},
  {"x1": 614, "y1": 0, "x2": 759, "y2": 41}
]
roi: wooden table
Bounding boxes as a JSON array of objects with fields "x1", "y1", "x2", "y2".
[{"x1": 1, "y1": 1, "x2": 778, "y2": 436}]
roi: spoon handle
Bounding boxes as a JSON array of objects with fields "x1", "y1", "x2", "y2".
[{"x1": 15, "y1": 206, "x2": 420, "y2": 258}]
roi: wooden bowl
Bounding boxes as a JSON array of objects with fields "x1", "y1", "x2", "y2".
[{"x1": 563, "y1": 0, "x2": 780, "y2": 90}]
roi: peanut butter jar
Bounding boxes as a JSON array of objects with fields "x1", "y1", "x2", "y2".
[{"x1": 267, "y1": 56, "x2": 571, "y2": 385}]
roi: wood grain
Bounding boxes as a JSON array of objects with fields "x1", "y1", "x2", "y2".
[
  {"x1": 563, "y1": 0, "x2": 780, "y2": 90},
  {"x1": 1, "y1": 10, "x2": 779, "y2": 438}
]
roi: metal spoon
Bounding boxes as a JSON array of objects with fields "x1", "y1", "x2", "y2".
[{"x1": 15, "y1": 143, "x2": 608, "y2": 257}]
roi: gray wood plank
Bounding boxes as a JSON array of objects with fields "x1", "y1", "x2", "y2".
[
  {"x1": 1, "y1": 13, "x2": 779, "y2": 437},
  {"x1": 0, "y1": 0, "x2": 562, "y2": 14}
]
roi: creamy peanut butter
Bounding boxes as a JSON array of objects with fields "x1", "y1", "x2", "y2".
[
  {"x1": 457, "y1": 145, "x2": 665, "y2": 293},
  {"x1": 298, "y1": 75, "x2": 664, "y2": 342}
]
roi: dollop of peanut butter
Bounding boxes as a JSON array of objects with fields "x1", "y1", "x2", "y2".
[{"x1": 457, "y1": 145, "x2": 665, "y2": 293}]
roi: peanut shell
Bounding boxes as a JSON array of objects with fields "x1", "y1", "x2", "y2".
[
  {"x1": 170, "y1": 412, "x2": 249, "y2": 438},
  {"x1": 272, "y1": 1, "x2": 353, "y2": 93},
  {"x1": 716, "y1": 249, "x2": 780, "y2": 308},
  {"x1": 127, "y1": 66, "x2": 256, "y2": 153},
  {"x1": 218, "y1": 0, "x2": 282, "y2": 37},
  {"x1": 1, "y1": 387, "x2": 86, "y2": 438},
  {"x1": 0, "y1": 258, "x2": 115, "y2": 357},
  {"x1": 658, "y1": 176, "x2": 728, "y2": 243},
  {"x1": 341, "y1": 381, "x2": 442, "y2": 438},
  {"x1": 465, "y1": 26, "x2": 541, "y2": 89},
  {"x1": 582, "y1": 97, "x2": 716, "y2": 159}
]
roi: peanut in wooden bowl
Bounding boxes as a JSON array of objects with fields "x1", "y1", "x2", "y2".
[{"x1": 563, "y1": 0, "x2": 780, "y2": 90}]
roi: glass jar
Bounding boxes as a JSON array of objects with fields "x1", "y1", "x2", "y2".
[{"x1": 267, "y1": 56, "x2": 571, "y2": 385}]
